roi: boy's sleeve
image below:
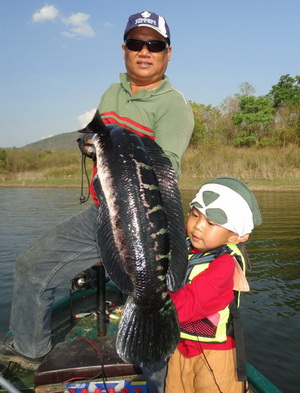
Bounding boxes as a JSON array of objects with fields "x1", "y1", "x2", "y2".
[{"x1": 170, "y1": 254, "x2": 236, "y2": 324}]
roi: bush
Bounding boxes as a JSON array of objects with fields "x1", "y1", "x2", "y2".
[{"x1": 181, "y1": 145, "x2": 300, "y2": 180}]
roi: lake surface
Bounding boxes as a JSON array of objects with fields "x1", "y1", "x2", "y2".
[{"x1": 0, "y1": 187, "x2": 299, "y2": 393}]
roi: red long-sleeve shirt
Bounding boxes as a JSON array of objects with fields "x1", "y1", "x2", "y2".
[{"x1": 169, "y1": 251, "x2": 236, "y2": 357}]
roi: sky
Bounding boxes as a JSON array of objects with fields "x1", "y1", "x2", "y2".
[{"x1": 0, "y1": 0, "x2": 299, "y2": 148}]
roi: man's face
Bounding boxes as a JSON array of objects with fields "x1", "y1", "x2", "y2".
[{"x1": 122, "y1": 26, "x2": 172, "y2": 88}]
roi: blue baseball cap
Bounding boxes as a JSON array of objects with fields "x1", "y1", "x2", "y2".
[{"x1": 124, "y1": 11, "x2": 171, "y2": 44}]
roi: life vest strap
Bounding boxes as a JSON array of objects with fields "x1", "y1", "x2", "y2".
[{"x1": 229, "y1": 300, "x2": 247, "y2": 381}]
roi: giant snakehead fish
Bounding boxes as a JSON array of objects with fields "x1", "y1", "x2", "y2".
[{"x1": 80, "y1": 111, "x2": 187, "y2": 368}]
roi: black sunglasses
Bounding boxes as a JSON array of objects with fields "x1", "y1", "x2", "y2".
[{"x1": 125, "y1": 39, "x2": 168, "y2": 53}]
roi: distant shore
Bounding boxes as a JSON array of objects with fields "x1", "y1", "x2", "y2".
[
  {"x1": 1, "y1": 178, "x2": 299, "y2": 192},
  {"x1": 2, "y1": 145, "x2": 299, "y2": 193}
]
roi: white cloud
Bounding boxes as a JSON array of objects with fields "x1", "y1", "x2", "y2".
[
  {"x1": 103, "y1": 22, "x2": 113, "y2": 28},
  {"x1": 62, "y1": 13, "x2": 95, "y2": 38},
  {"x1": 32, "y1": 5, "x2": 59, "y2": 23},
  {"x1": 32, "y1": 6, "x2": 95, "y2": 39},
  {"x1": 60, "y1": 31, "x2": 76, "y2": 39},
  {"x1": 78, "y1": 109, "x2": 96, "y2": 128}
]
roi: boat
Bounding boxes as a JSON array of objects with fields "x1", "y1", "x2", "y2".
[{"x1": 0, "y1": 266, "x2": 282, "y2": 393}]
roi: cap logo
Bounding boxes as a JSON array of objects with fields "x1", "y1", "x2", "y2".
[
  {"x1": 203, "y1": 190, "x2": 220, "y2": 206},
  {"x1": 141, "y1": 11, "x2": 151, "y2": 18},
  {"x1": 135, "y1": 12, "x2": 157, "y2": 27},
  {"x1": 201, "y1": 191, "x2": 228, "y2": 225}
]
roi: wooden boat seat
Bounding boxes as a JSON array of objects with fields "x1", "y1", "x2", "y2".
[
  {"x1": 35, "y1": 337, "x2": 141, "y2": 386},
  {"x1": 35, "y1": 266, "x2": 140, "y2": 387}
]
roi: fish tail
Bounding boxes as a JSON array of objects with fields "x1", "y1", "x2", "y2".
[{"x1": 116, "y1": 295, "x2": 180, "y2": 368}]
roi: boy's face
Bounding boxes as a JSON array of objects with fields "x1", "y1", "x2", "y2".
[{"x1": 186, "y1": 207, "x2": 236, "y2": 251}]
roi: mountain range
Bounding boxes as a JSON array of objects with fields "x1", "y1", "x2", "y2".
[{"x1": 22, "y1": 131, "x2": 80, "y2": 152}]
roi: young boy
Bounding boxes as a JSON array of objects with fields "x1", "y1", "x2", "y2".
[{"x1": 165, "y1": 176, "x2": 262, "y2": 393}]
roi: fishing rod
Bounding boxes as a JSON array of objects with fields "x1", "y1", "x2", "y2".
[{"x1": 0, "y1": 376, "x2": 22, "y2": 393}]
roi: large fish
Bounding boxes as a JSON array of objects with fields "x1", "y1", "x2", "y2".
[{"x1": 81, "y1": 110, "x2": 187, "y2": 367}]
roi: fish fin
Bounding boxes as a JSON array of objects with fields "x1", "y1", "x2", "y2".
[
  {"x1": 141, "y1": 137, "x2": 188, "y2": 292},
  {"x1": 116, "y1": 295, "x2": 180, "y2": 368},
  {"x1": 79, "y1": 110, "x2": 108, "y2": 135}
]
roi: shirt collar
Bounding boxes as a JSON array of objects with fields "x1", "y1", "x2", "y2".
[{"x1": 119, "y1": 72, "x2": 172, "y2": 98}]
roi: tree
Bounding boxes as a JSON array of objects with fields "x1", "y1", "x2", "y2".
[
  {"x1": 268, "y1": 74, "x2": 300, "y2": 108},
  {"x1": 238, "y1": 81, "x2": 256, "y2": 97},
  {"x1": 189, "y1": 102, "x2": 235, "y2": 147},
  {"x1": 273, "y1": 106, "x2": 300, "y2": 146},
  {"x1": 0, "y1": 149, "x2": 7, "y2": 170},
  {"x1": 221, "y1": 82, "x2": 256, "y2": 115},
  {"x1": 232, "y1": 96, "x2": 275, "y2": 146}
]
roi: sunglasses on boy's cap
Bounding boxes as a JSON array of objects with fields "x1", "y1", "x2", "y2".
[{"x1": 125, "y1": 39, "x2": 168, "y2": 53}]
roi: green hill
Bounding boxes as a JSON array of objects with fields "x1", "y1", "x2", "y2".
[{"x1": 22, "y1": 131, "x2": 80, "y2": 152}]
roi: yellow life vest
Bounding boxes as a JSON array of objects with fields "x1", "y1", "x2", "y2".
[{"x1": 180, "y1": 243, "x2": 246, "y2": 343}]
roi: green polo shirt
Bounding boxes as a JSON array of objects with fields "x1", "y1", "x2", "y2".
[{"x1": 98, "y1": 73, "x2": 194, "y2": 176}]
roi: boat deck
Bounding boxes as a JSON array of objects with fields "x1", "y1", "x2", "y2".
[{"x1": 0, "y1": 284, "x2": 282, "y2": 393}]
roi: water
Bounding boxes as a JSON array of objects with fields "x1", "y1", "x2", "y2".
[
  {"x1": 0, "y1": 188, "x2": 88, "y2": 331},
  {"x1": 0, "y1": 188, "x2": 299, "y2": 393}
]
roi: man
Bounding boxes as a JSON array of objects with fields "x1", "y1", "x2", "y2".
[{"x1": 0, "y1": 11, "x2": 194, "y2": 372}]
